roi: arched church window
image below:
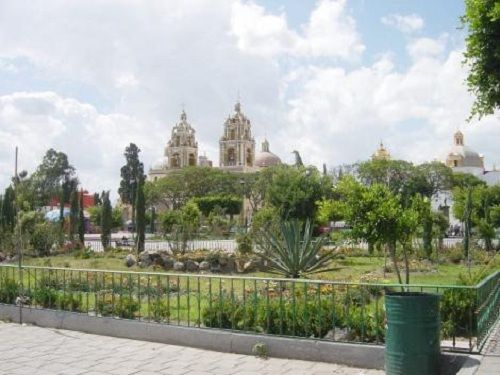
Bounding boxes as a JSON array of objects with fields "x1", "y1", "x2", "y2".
[
  {"x1": 230, "y1": 128, "x2": 236, "y2": 140},
  {"x1": 453, "y1": 160, "x2": 458, "y2": 167},
  {"x1": 175, "y1": 136, "x2": 180, "y2": 147}
]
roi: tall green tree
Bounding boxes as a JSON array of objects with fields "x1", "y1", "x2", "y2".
[
  {"x1": 265, "y1": 165, "x2": 331, "y2": 220},
  {"x1": 118, "y1": 143, "x2": 144, "y2": 231},
  {"x1": 101, "y1": 191, "x2": 112, "y2": 249},
  {"x1": 1, "y1": 186, "x2": 16, "y2": 232},
  {"x1": 135, "y1": 175, "x2": 146, "y2": 253},
  {"x1": 462, "y1": 0, "x2": 500, "y2": 119},
  {"x1": 69, "y1": 188, "x2": 79, "y2": 241},
  {"x1": 78, "y1": 190, "x2": 85, "y2": 246},
  {"x1": 31, "y1": 149, "x2": 75, "y2": 209}
]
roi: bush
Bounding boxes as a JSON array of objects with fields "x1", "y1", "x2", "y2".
[
  {"x1": 31, "y1": 222, "x2": 59, "y2": 256},
  {"x1": 441, "y1": 287, "x2": 476, "y2": 338},
  {"x1": 33, "y1": 286, "x2": 59, "y2": 309},
  {"x1": 151, "y1": 299, "x2": 170, "y2": 322},
  {"x1": 96, "y1": 292, "x2": 140, "y2": 319},
  {"x1": 444, "y1": 244, "x2": 465, "y2": 264},
  {"x1": 236, "y1": 233, "x2": 253, "y2": 256},
  {"x1": 201, "y1": 291, "x2": 382, "y2": 342},
  {"x1": 0, "y1": 277, "x2": 19, "y2": 304}
]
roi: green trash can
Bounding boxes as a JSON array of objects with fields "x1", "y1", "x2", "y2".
[{"x1": 385, "y1": 292, "x2": 441, "y2": 375}]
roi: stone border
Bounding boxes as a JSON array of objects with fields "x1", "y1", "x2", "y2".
[{"x1": 0, "y1": 304, "x2": 478, "y2": 373}]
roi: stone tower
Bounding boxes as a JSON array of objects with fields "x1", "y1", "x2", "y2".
[
  {"x1": 165, "y1": 110, "x2": 198, "y2": 169},
  {"x1": 219, "y1": 101, "x2": 255, "y2": 171}
]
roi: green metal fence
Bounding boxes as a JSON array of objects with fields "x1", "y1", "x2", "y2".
[{"x1": 0, "y1": 265, "x2": 498, "y2": 353}]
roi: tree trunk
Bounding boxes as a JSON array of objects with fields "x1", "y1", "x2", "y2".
[{"x1": 388, "y1": 241, "x2": 403, "y2": 287}]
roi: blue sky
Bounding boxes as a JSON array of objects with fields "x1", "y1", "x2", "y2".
[{"x1": 0, "y1": 0, "x2": 497, "y2": 197}]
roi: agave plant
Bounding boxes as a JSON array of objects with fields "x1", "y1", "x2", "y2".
[{"x1": 256, "y1": 219, "x2": 336, "y2": 278}]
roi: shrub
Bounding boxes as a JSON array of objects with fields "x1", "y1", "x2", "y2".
[
  {"x1": 0, "y1": 277, "x2": 19, "y2": 304},
  {"x1": 236, "y1": 233, "x2": 253, "y2": 256},
  {"x1": 33, "y1": 286, "x2": 59, "y2": 309},
  {"x1": 151, "y1": 299, "x2": 171, "y2": 322},
  {"x1": 445, "y1": 244, "x2": 465, "y2": 264},
  {"x1": 441, "y1": 287, "x2": 476, "y2": 338},
  {"x1": 96, "y1": 293, "x2": 140, "y2": 319}
]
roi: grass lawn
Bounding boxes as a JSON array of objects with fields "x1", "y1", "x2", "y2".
[{"x1": 13, "y1": 249, "x2": 500, "y2": 286}]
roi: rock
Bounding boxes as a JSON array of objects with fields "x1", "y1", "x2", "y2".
[
  {"x1": 173, "y1": 261, "x2": 185, "y2": 271},
  {"x1": 185, "y1": 260, "x2": 199, "y2": 272},
  {"x1": 0, "y1": 252, "x2": 5, "y2": 262},
  {"x1": 162, "y1": 256, "x2": 174, "y2": 270},
  {"x1": 221, "y1": 257, "x2": 236, "y2": 273},
  {"x1": 124, "y1": 254, "x2": 136, "y2": 268},
  {"x1": 199, "y1": 261, "x2": 210, "y2": 271},
  {"x1": 139, "y1": 250, "x2": 164, "y2": 267}
]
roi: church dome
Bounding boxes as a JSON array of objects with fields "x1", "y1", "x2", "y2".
[
  {"x1": 447, "y1": 145, "x2": 484, "y2": 167},
  {"x1": 255, "y1": 139, "x2": 281, "y2": 168},
  {"x1": 446, "y1": 130, "x2": 484, "y2": 169},
  {"x1": 372, "y1": 141, "x2": 391, "y2": 161}
]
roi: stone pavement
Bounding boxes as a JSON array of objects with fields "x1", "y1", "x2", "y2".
[
  {"x1": 0, "y1": 322, "x2": 383, "y2": 375},
  {"x1": 475, "y1": 319, "x2": 500, "y2": 375}
]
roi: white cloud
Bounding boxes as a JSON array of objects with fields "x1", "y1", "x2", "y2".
[
  {"x1": 275, "y1": 38, "x2": 500, "y2": 171},
  {"x1": 0, "y1": 0, "x2": 498, "y2": 198},
  {"x1": 381, "y1": 13, "x2": 424, "y2": 33},
  {"x1": 230, "y1": 0, "x2": 364, "y2": 60},
  {"x1": 0, "y1": 91, "x2": 159, "y2": 199}
]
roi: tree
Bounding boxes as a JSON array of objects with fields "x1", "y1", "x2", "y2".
[
  {"x1": 265, "y1": 165, "x2": 331, "y2": 220},
  {"x1": 192, "y1": 195, "x2": 242, "y2": 218},
  {"x1": 31, "y1": 149, "x2": 75, "y2": 209},
  {"x1": 145, "y1": 167, "x2": 241, "y2": 209},
  {"x1": 1, "y1": 186, "x2": 16, "y2": 232},
  {"x1": 118, "y1": 143, "x2": 144, "y2": 231},
  {"x1": 135, "y1": 175, "x2": 146, "y2": 253},
  {"x1": 338, "y1": 177, "x2": 422, "y2": 285},
  {"x1": 462, "y1": 0, "x2": 500, "y2": 119},
  {"x1": 69, "y1": 188, "x2": 79, "y2": 241},
  {"x1": 101, "y1": 191, "x2": 112, "y2": 249},
  {"x1": 78, "y1": 190, "x2": 85, "y2": 246}
]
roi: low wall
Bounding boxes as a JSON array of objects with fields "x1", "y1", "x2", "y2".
[
  {"x1": 0, "y1": 304, "x2": 475, "y2": 373},
  {"x1": 0, "y1": 304, "x2": 384, "y2": 369}
]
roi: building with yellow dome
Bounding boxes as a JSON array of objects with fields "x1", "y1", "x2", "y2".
[{"x1": 372, "y1": 142, "x2": 391, "y2": 161}]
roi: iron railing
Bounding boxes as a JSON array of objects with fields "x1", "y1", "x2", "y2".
[{"x1": 0, "y1": 265, "x2": 498, "y2": 353}]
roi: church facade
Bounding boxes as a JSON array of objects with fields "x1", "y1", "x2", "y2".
[{"x1": 148, "y1": 101, "x2": 280, "y2": 181}]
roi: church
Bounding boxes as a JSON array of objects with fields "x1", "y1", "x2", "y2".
[{"x1": 148, "y1": 101, "x2": 281, "y2": 180}]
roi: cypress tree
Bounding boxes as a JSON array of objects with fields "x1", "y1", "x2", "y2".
[
  {"x1": 101, "y1": 191, "x2": 112, "y2": 249},
  {"x1": 78, "y1": 190, "x2": 85, "y2": 247},
  {"x1": 69, "y1": 188, "x2": 79, "y2": 241},
  {"x1": 1, "y1": 186, "x2": 15, "y2": 232},
  {"x1": 135, "y1": 175, "x2": 146, "y2": 254}
]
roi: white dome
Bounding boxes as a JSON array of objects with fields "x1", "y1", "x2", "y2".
[
  {"x1": 151, "y1": 157, "x2": 168, "y2": 170},
  {"x1": 255, "y1": 151, "x2": 281, "y2": 167},
  {"x1": 448, "y1": 145, "x2": 483, "y2": 168}
]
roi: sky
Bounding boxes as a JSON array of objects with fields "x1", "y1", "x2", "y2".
[{"x1": 0, "y1": 0, "x2": 499, "y2": 199}]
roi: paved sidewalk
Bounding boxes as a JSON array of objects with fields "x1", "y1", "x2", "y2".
[
  {"x1": 0, "y1": 322, "x2": 383, "y2": 375},
  {"x1": 475, "y1": 319, "x2": 500, "y2": 375}
]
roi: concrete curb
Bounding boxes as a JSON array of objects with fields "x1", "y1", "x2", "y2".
[
  {"x1": 0, "y1": 304, "x2": 479, "y2": 373},
  {"x1": 0, "y1": 304, "x2": 385, "y2": 369}
]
